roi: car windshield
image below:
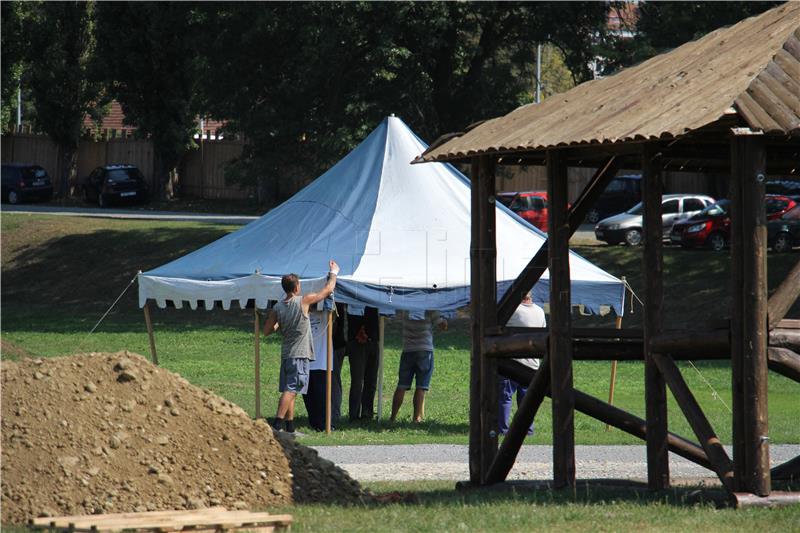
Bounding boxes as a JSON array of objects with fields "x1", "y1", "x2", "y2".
[
  {"x1": 107, "y1": 168, "x2": 143, "y2": 182},
  {"x1": 694, "y1": 199, "x2": 729, "y2": 219},
  {"x1": 626, "y1": 202, "x2": 643, "y2": 215}
]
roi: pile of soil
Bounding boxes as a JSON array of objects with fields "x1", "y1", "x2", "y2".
[{"x1": 1, "y1": 352, "x2": 365, "y2": 525}]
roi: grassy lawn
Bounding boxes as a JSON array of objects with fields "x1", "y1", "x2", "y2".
[{"x1": 2, "y1": 213, "x2": 798, "y2": 446}]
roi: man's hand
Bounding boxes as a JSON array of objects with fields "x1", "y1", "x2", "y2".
[
  {"x1": 437, "y1": 317, "x2": 448, "y2": 331},
  {"x1": 329, "y1": 259, "x2": 340, "y2": 275}
]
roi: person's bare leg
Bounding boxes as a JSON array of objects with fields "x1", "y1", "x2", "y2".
[
  {"x1": 276, "y1": 392, "x2": 296, "y2": 419},
  {"x1": 390, "y1": 388, "x2": 406, "y2": 422},
  {"x1": 412, "y1": 388, "x2": 426, "y2": 422}
]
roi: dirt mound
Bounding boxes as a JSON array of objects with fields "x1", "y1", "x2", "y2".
[{"x1": 1, "y1": 353, "x2": 365, "y2": 525}]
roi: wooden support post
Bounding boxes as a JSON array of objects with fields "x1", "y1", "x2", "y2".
[
  {"x1": 477, "y1": 155, "x2": 499, "y2": 484},
  {"x1": 730, "y1": 135, "x2": 770, "y2": 496},
  {"x1": 767, "y1": 258, "x2": 800, "y2": 329},
  {"x1": 469, "y1": 157, "x2": 482, "y2": 484},
  {"x1": 326, "y1": 310, "x2": 333, "y2": 434},
  {"x1": 546, "y1": 149, "x2": 575, "y2": 488},
  {"x1": 496, "y1": 156, "x2": 621, "y2": 325},
  {"x1": 653, "y1": 354, "x2": 734, "y2": 491},
  {"x1": 497, "y1": 361, "x2": 714, "y2": 471},
  {"x1": 485, "y1": 356, "x2": 551, "y2": 484},
  {"x1": 254, "y1": 307, "x2": 261, "y2": 420},
  {"x1": 377, "y1": 316, "x2": 385, "y2": 420},
  {"x1": 143, "y1": 301, "x2": 159, "y2": 365},
  {"x1": 642, "y1": 144, "x2": 669, "y2": 490}
]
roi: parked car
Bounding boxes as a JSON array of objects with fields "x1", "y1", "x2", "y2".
[
  {"x1": 80, "y1": 165, "x2": 149, "y2": 207},
  {"x1": 507, "y1": 191, "x2": 549, "y2": 231},
  {"x1": 767, "y1": 178, "x2": 800, "y2": 202},
  {"x1": 594, "y1": 194, "x2": 714, "y2": 246},
  {"x1": 585, "y1": 174, "x2": 642, "y2": 224},
  {"x1": 768, "y1": 204, "x2": 800, "y2": 253},
  {"x1": 670, "y1": 195, "x2": 797, "y2": 251},
  {"x1": 496, "y1": 191, "x2": 519, "y2": 208},
  {"x1": 1, "y1": 163, "x2": 54, "y2": 204}
]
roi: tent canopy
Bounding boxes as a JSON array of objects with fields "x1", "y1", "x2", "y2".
[{"x1": 139, "y1": 116, "x2": 624, "y2": 316}]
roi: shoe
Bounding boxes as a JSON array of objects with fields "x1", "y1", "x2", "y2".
[{"x1": 288, "y1": 430, "x2": 306, "y2": 438}]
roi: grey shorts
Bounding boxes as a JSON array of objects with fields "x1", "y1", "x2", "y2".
[{"x1": 279, "y1": 357, "x2": 310, "y2": 394}]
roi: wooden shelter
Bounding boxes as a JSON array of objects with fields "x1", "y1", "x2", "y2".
[{"x1": 417, "y1": 4, "x2": 800, "y2": 505}]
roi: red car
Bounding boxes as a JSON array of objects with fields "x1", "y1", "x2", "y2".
[
  {"x1": 670, "y1": 195, "x2": 797, "y2": 251},
  {"x1": 501, "y1": 191, "x2": 549, "y2": 231}
]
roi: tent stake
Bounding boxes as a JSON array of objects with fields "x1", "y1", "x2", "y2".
[
  {"x1": 326, "y1": 310, "x2": 333, "y2": 434},
  {"x1": 143, "y1": 301, "x2": 158, "y2": 365},
  {"x1": 254, "y1": 306, "x2": 261, "y2": 420},
  {"x1": 377, "y1": 316, "x2": 385, "y2": 420}
]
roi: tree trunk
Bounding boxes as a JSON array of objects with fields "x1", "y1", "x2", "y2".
[{"x1": 60, "y1": 145, "x2": 78, "y2": 201}]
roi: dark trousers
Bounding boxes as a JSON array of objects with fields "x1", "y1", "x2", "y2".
[
  {"x1": 348, "y1": 340, "x2": 379, "y2": 420},
  {"x1": 498, "y1": 377, "x2": 534, "y2": 436},
  {"x1": 302, "y1": 347, "x2": 345, "y2": 431}
]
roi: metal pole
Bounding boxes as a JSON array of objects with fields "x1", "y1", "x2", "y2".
[
  {"x1": 536, "y1": 44, "x2": 542, "y2": 104},
  {"x1": 377, "y1": 316, "x2": 385, "y2": 420}
]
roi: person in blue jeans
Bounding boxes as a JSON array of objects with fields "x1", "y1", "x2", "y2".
[
  {"x1": 390, "y1": 311, "x2": 448, "y2": 423},
  {"x1": 499, "y1": 291, "x2": 545, "y2": 435}
]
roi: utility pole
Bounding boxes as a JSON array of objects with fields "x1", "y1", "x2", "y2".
[
  {"x1": 535, "y1": 43, "x2": 542, "y2": 104},
  {"x1": 17, "y1": 84, "x2": 22, "y2": 131}
]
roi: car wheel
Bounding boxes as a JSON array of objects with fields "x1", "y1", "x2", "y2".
[
  {"x1": 706, "y1": 232, "x2": 726, "y2": 252},
  {"x1": 773, "y1": 232, "x2": 792, "y2": 253},
  {"x1": 98, "y1": 193, "x2": 108, "y2": 208},
  {"x1": 7, "y1": 189, "x2": 19, "y2": 205},
  {"x1": 624, "y1": 228, "x2": 643, "y2": 246},
  {"x1": 586, "y1": 209, "x2": 600, "y2": 224}
]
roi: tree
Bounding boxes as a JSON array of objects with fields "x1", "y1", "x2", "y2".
[
  {"x1": 94, "y1": 2, "x2": 203, "y2": 201},
  {"x1": 1, "y1": 1, "x2": 27, "y2": 132},
  {"x1": 200, "y1": 2, "x2": 608, "y2": 204},
  {"x1": 23, "y1": 1, "x2": 104, "y2": 196}
]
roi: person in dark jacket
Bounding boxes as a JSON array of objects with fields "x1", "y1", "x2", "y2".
[{"x1": 346, "y1": 306, "x2": 380, "y2": 421}]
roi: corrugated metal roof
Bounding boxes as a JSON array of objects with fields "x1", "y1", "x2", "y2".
[{"x1": 420, "y1": 3, "x2": 800, "y2": 163}]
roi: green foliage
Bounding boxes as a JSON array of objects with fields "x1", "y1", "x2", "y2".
[
  {"x1": 199, "y1": 2, "x2": 608, "y2": 204},
  {"x1": 0, "y1": 1, "x2": 26, "y2": 131},
  {"x1": 20, "y1": 1, "x2": 105, "y2": 190},
  {"x1": 94, "y1": 2, "x2": 203, "y2": 199}
]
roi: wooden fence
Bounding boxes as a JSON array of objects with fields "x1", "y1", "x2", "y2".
[
  {"x1": 497, "y1": 165, "x2": 723, "y2": 201},
  {"x1": 1, "y1": 133, "x2": 251, "y2": 200}
]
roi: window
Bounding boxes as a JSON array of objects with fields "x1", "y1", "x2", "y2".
[
  {"x1": 663, "y1": 199, "x2": 679, "y2": 214},
  {"x1": 683, "y1": 198, "x2": 705, "y2": 212},
  {"x1": 766, "y1": 199, "x2": 789, "y2": 214},
  {"x1": 784, "y1": 206, "x2": 800, "y2": 220},
  {"x1": 604, "y1": 179, "x2": 626, "y2": 193},
  {"x1": 530, "y1": 196, "x2": 546, "y2": 210}
]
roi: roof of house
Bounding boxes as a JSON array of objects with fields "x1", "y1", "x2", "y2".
[
  {"x1": 83, "y1": 101, "x2": 227, "y2": 133},
  {"x1": 419, "y1": 3, "x2": 800, "y2": 163}
]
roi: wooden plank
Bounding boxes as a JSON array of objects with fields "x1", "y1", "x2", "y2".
[
  {"x1": 468, "y1": 157, "x2": 482, "y2": 484},
  {"x1": 477, "y1": 155, "x2": 499, "y2": 484},
  {"x1": 771, "y1": 454, "x2": 800, "y2": 481},
  {"x1": 546, "y1": 149, "x2": 575, "y2": 489},
  {"x1": 485, "y1": 356, "x2": 551, "y2": 484},
  {"x1": 52, "y1": 511, "x2": 292, "y2": 532},
  {"x1": 732, "y1": 491, "x2": 800, "y2": 509},
  {"x1": 733, "y1": 135, "x2": 771, "y2": 496},
  {"x1": 31, "y1": 508, "x2": 227, "y2": 527},
  {"x1": 653, "y1": 353, "x2": 735, "y2": 492},
  {"x1": 767, "y1": 347, "x2": 800, "y2": 383},
  {"x1": 496, "y1": 156, "x2": 620, "y2": 325},
  {"x1": 642, "y1": 143, "x2": 670, "y2": 490},
  {"x1": 768, "y1": 258, "x2": 800, "y2": 329}
]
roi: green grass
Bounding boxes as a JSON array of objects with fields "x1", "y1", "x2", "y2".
[
  {"x1": 2, "y1": 213, "x2": 798, "y2": 446},
  {"x1": 4, "y1": 481, "x2": 799, "y2": 532}
]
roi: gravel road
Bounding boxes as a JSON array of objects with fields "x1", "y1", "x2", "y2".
[{"x1": 312, "y1": 444, "x2": 800, "y2": 482}]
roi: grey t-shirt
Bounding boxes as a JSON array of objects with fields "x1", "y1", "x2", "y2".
[
  {"x1": 273, "y1": 296, "x2": 315, "y2": 360},
  {"x1": 402, "y1": 311, "x2": 439, "y2": 352}
]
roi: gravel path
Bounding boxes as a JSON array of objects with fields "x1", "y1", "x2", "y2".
[{"x1": 312, "y1": 444, "x2": 800, "y2": 482}]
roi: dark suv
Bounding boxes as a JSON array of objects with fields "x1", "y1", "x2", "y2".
[
  {"x1": 586, "y1": 175, "x2": 642, "y2": 224},
  {"x1": 80, "y1": 165, "x2": 149, "y2": 207},
  {"x1": 1, "y1": 163, "x2": 54, "y2": 204}
]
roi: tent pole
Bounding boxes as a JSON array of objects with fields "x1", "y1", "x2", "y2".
[
  {"x1": 326, "y1": 310, "x2": 333, "y2": 434},
  {"x1": 606, "y1": 276, "x2": 627, "y2": 430},
  {"x1": 254, "y1": 306, "x2": 261, "y2": 420},
  {"x1": 143, "y1": 301, "x2": 159, "y2": 365},
  {"x1": 377, "y1": 315, "x2": 385, "y2": 421}
]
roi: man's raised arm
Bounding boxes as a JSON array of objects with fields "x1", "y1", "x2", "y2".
[{"x1": 301, "y1": 259, "x2": 340, "y2": 309}]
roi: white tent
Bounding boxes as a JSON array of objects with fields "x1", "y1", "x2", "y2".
[{"x1": 139, "y1": 116, "x2": 624, "y2": 315}]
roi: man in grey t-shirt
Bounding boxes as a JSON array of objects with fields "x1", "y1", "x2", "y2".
[
  {"x1": 262, "y1": 260, "x2": 339, "y2": 434},
  {"x1": 389, "y1": 311, "x2": 447, "y2": 423}
]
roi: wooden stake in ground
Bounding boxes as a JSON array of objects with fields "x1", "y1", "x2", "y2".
[
  {"x1": 143, "y1": 301, "x2": 158, "y2": 365},
  {"x1": 326, "y1": 309, "x2": 333, "y2": 434},
  {"x1": 254, "y1": 306, "x2": 261, "y2": 420}
]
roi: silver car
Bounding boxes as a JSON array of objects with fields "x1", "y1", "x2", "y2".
[{"x1": 594, "y1": 194, "x2": 715, "y2": 246}]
